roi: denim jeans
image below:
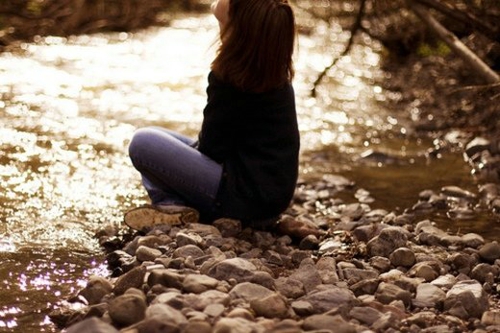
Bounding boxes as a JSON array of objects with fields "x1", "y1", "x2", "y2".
[{"x1": 128, "y1": 127, "x2": 222, "y2": 217}]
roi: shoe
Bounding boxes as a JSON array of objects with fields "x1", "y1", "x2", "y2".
[{"x1": 124, "y1": 204, "x2": 200, "y2": 231}]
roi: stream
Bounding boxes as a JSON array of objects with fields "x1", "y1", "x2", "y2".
[{"x1": 0, "y1": 13, "x2": 494, "y2": 333}]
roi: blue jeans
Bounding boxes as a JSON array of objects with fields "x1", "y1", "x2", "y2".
[{"x1": 128, "y1": 127, "x2": 222, "y2": 218}]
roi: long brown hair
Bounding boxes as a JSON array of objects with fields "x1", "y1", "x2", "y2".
[{"x1": 211, "y1": 0, "x2": 296, "y2": 92}]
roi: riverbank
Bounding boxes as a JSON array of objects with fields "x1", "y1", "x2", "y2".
[
  {"x1": 48, "y1": 32, "x2": 500, "y2": 333},
  {"x1": 53, "y1": 175, "x2": 500, "y2": 332}
]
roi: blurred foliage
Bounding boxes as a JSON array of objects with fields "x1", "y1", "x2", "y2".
[
  {"x1": 293, "y1": 0, "x2": 500, "y2": 62},
  {"x1": 292, "y1": 0, "x2": 499, "y2": 135},
  {"x1": 0, "y1": 0, "x2": 211, "y2": 48},
  {"x1": 417, "y1": 41, "x2": 452, "y2": 57}
]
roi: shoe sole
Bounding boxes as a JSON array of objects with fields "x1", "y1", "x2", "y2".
[{"x1": 124, "y1": 206, "x2": 199, "y2": 231}]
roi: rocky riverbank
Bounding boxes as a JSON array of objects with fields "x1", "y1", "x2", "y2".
[{"x1": 50, "y1": 169, "x2": 500, "y2": 333}]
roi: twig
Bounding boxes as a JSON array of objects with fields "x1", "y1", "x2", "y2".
[
  {"x1": 448, "y1": 82, "x2": 500, "y2": 94},
  {"x1": 310, "y1": 0, "x2": 367, "y2": 97},
  {"x1": 490, "y1": 93, "x2": 500, "y2": 100}
]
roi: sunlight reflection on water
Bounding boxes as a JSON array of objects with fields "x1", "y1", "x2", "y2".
[{"x1": 0, "y1": 14, "x2": 222, "y2": 333}]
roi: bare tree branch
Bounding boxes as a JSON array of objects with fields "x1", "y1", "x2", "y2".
[{"x1": 310, "y1": 0, "x2": 367, "y2": 97}]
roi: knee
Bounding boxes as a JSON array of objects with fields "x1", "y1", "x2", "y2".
[{"x1": 128, "y1": 128, "x2": 154, "y2": 160}]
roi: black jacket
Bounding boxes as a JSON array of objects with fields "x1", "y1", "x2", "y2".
[{"x1": 198, "y1": 72, "x2": 300, "y2": 222}]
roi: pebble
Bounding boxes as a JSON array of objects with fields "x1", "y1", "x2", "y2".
[
  {"x1": 478, "y1": 241, "x2": 500, "y2": 262},
  {"x1": 59, "y1": 171, "x2": 500, "y2": 333},
  {"x1": 108, "y1": 293, "x2": 147, "y2": 326}
]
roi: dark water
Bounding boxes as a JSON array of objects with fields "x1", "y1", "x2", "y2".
[{"x1": 0, "y1": 13, "x2": 496, "y2": 332}]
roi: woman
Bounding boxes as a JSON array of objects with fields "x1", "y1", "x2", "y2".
[{"x1": 125, "y1": 0, "x2": 300, "y2": 232}]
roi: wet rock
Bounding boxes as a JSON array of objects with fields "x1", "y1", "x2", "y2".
[
  {"x1": 78, "y1": 276, "x2": 113, "y2": 305},
  {"x1": 389, "y1": 247, "x2": 416, "y2": 267},
  {"x1": 342, "y1": 267, "x2": 379, "y2": 285},
  {"x1": 412, "y1": 283, "x2": 446, "y2": 309},
  {"x1": 213, "y1": 317, "x2": 262, "y2": 333},
  {"x1": 441, "y1": 185, "x2": 477, "y2": 199},
  {"x1": 302, "y1": 314, "x2": 356, "y2": 332},
  {"x1": 408, "y1": 261, "x2": 440, "y2": 282},
  {"x1": 226, "y1": 307, "x2": 254, "y2": 320},
  {"x1": 322, "y1": 174, "x2": 355, "y2": 189},
  {"x1": 316, "y1": 256, "x2": 339, "y2": 284},
  {"x1": 341, "y1": 203, "x2": 366, "y2": 220},
  {"x1": 135, "y1": 245, "x2": 163, "y2": 262},
  {"x1": 207, "y1": 258, "x2": 257, "y2": 283},
  {"x1": 250, "y1": 292, "x2": 289, "y2": 319},
  {"x1": 212, "y1": 218, "x2": 242, "y2": 237},
  {"x1": 465, "y1": 137, "x2": 491, "y2": 158},
  {"x1": 478, "y1": 241, "x2": 500, "y2": 262},
  {"x1": 349, "y1": 306, "x2": 383, "y2": 326},
  {"x1": 147, "y1": 269, "x2": 184, "y2": 289},
  {"x1": 352, "y1": 224, "x2": 384, "y2": 242},
  {"x1": 150, "y1": 290, "x2": 183, "y2": 308},
  {"x1": 371, "y1": 312, "x2": 402, "y2": 331},
  {"x1": 350, "y1": 278, "x2": 379, "y2": 296},
  {"x1": 300, "y1": 286, "x2": 357, "y2": 313},
  {"x1": 404, "y1": 311, "x2": 436, "y2": 328},
  {"x1": 447, "y1": 252, "x2": 474, "y2": 275},
  {"x1": 461, "y1": 233, "x2": 485, "y2": 248},
  {"x1": 204, "y1": 303, "x2": 225, "y2": 318},
  {"x1": 108, "y1": 294, "x2": 147, "y2": 326},
  {"x1": 135, "y1": 317, "x2": 180, "y2": 333},
  {"x1": 186, "y1": 223, "x2": 222, "y2": 237},
  {"x1": 172, "y1": 244, "x2": 205, "y2": 259},
  {"x1": 176, "y1": 232, "x2": 204, "y2": 247},
  {"x1": 415, "y1": 220, "x2": 449, "y2": 246},
  {"x1": 370, "y1": 256, "x2": 391, "y2": 272},
  {"x1": 113, "y1": 266, "x2": 147, "y2": 295},
  {"x1": 290, "y1": 300, "x2": 314, "y2": 316},
  {"x1": 299, "y1": 234, "x2": 320, "y2": 250},
  {"x1": 66, "y1": 317, "x2": 119, "y2": 333},
  {"x1": 393, "y1": 276, "x2": 423, "y2": 294},
  {"x1": 249, "y1": 271, "x2": 275, "y2": 289},
  {"x1": 187, "y1": 290, "x2": 230, "y2": 311},
  {"x1": 229, "y1": 282, "x2": 274, "y2": 302},
  {"x1": 289, "y1": 258, "x2": 322, "y2": 293},
  {"x1": 137, "y1": 235, "x2": 171, "y2": 250},
  {"x1": 375, "y1": 282, "x2": 412, "y2": 307},
  {"x1": 431, "y1": 274, "x2": 457, "y2": 289},
  {"x1": 275, "y1": 277, "x2": 305, "y2": 299},
  {"x1": 366, "y1": 226, "x2": 408, "y2": 257},
  {"x1": 182, "y1": 274, "x2": 219, "y2": 293},
  {"x1": 428, "y1": 193, "x2": 447, "y2": 209},
  {"x1": 444, "y1": 280, "x2": 489, "y2": 319},
  {"x1": 470, "y1": 263, "x2": 498, "y2": 284},
  {"x1": 183, "y1": 321, "x2": 213, "y2": 333},
  {"x1": 481, "y1": 311, "x2": 500, "y2": 326},
  {"x1": 85, "y1": 303, "x2": 108, "y2": 318},
  {"x1": 492, "y1": 198, "x2": 500, "y2": 212},
  {"x1": 145, "y1": 303, "x2": 188, "y2": 327},
  {"x1": 277, "y1": 215, "x2": 325, "y2": 239},
  {"x1": 358, "y1": 149, "x2": 398, "y2": 165}
]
